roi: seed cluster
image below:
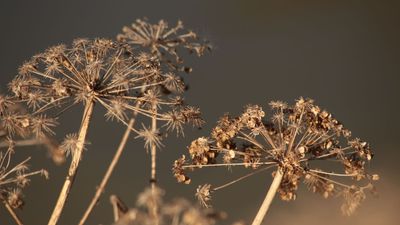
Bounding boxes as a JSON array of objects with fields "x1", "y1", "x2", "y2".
[
  {"x1": 117, "y1": 19, "x2": 211, "y2": 72},
  {"x1": 10, "y1": 37, "x2": 204, "y2": 152},
  {"x1": 174, "y1": 98, "x2": 378, "y2": 214}
]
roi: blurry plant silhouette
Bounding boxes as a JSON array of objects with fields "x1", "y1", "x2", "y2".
[
  {"x1": 0, "y1": 93, "x2": 50, "y2": 225},
  {"x1": 174, "y1": 97, "x2": 379, "y2": 225},
  {"x1": 108, "y1": 187, "x2": 240, "y2": 225}
]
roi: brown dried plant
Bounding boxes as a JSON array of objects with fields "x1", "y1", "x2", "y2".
[
  {"x1": 117, "y1": 18, "x2": 211, "y2": 73},
  {"x1": 10, "y1": 38, "x2": 163, "y2": 224},
  {"x1": 173, "y1": 97, "x2": 379, "y2": 225},
  {"x1": 78, "y1": 20, "x2": 209, "y2": 225},
  {"x1": 8, "y1": 19, "x2": 209, "y2": 225}
]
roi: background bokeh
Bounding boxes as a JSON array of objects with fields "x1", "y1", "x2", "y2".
[{"x1": 0, "y1": 0, "x2": 399, "y2": 224}]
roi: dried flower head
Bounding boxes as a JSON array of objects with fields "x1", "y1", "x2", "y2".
[
  {"x1": 10, "y1": 39, "x2": 161, "y2": 123},
  {"x1": 175, "y1": 97, "x2": 378, "y2": 215},
  {"x1": 117, "y1": 19, "x2": 211, "y2": 68}
]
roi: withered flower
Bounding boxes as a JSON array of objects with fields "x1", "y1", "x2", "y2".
[
  {"x1": 117, "y1": 19, "x2": 211, "y2": 68},
  {"x1": 174, "y1": 97, "x2": 378, "y2": 223}
]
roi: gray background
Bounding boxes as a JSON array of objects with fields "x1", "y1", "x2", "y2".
[{"x1": 0, "y1": 0, "x2": 399, "y2": 224}]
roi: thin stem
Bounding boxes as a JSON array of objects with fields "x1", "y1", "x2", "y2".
[
  {"x1": 150, "y1": 105, "x2": 158, "y2": 189},
  {"x1": 48, "y1": 99, "x2": 95, "y2": 225},
  {"x1": 149, "y1": 103, "x2": 159, "y2": 224},
  {"x1": 309, "y1": 169, "x2": 358, "y2": 177},
  {"x1": 0, "y1": 139, "x2": 41, "y2": 148},
  {"x1": 78, "y1": 116, "x2": 137, "y2": 225},
  {"x1": 3, "y1": 200, "x2": 23, "y2": 225},
  {"x1": 213, "y1": 166, "x2": 274, "y2": 191},
  {"x1": 251, "y1": 168, "x2": 284, "y2": 225},
  {"x1": 182, "y1": 161, "x2": 277, "y2": 169}
]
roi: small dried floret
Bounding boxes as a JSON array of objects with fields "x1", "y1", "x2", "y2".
[
  {"x1": 0, "y1": 95, "x2": 14, "y2": 116},
  {"x1": 135, "y1": 125, "x2": 163, "y2": 150},
  {"x1": 180, "y1": 106, "x2": 204, "y2": 128},
  {"x1": 164, "y1": 110, "x2": 186, "y2": 136},
  {"x1": 240, "y1": 105, "x2": 265, "y2": 129},
  {"x1": 105, "y1": 98, "x2": 128, "y2": 121},
  {"x1": 163, "y1": 73, "x2": 185, "y2": 93},
  {"x1": 341, "y1": 186, "x2": 368, "y2": 216},
  {"x1": 188, "y1": 137, "x2": 215, "y2": 165},
  {"x1": 7, "y1": 189, "x2": 24, "y2": 209},
  {"x1": 211, "y1": 114, "x2": 240, "y2": 149},
  {"x1": 60, "y1": 133, "x2": 79, "y2": 157},
  {"x1": 173, "y1": 155, "x2": 191, "y2": 184},
  {"x1": 195, "y1": 184, "x2": 212, "y2": 208},
  {"x1": 30, "y1": 115, "x2": 58, "y2": 137}
]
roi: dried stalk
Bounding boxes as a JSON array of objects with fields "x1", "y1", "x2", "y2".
[
  {"x1": 78, "y1": 117, "x2": 136, "y2": 225},
  {"x1": 48, "y1": 99, "x2": 95, "y2": 225},
  {"x1": 150, "y1": 104, "x2": 158, "y2": 189},
  {"x1": 3, "y1": 201, "x2": 23, "y2": 225},
  {"x1": 251, "y1": 168, "x2": 284, "y2": 225},
  {"x1": 149, "y1": 103, "x2": 159, "y2": 224}
]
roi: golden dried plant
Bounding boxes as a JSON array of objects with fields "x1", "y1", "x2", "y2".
[{"x1": 174, "y1": 97, "x2": 378, "y2": 225}]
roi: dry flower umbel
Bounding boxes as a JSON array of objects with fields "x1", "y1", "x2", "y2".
[
  {"x1": 117, "y1": 18, "x2": 211, "y2": 72},
  {"x1": 10, "y1": 21, "x2": 207, "y2": 224},
  {"x1": 9, "y1": 38, "x2": 196, "y2": 225},
  {"x1": 174, "y1": 97, "x2": 378, "y2": 224}
]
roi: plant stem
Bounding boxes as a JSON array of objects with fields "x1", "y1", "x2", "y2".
[
  {"x1": 150, "y1": 104, "x2": 157, "y2": 190},
  {"x1": 150, "y1": 103, "x2": 159, "y2": 224},
  {"x1": 3, "y1": 201, "x2": 23, "y2": 225},
  {"x1": 48, "y1": 99, "x2": 95, "y2": 225},
  {"x1": 251, "y1": 168, "x2": 284, "y2": 225},
  {"x1": 78, "y1": 117, "x2": 136, "y2": 225}
]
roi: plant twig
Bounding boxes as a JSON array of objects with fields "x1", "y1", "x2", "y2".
[
  {"x1": 78, "y1": 117, "x2": 136, "y2": 225},
  {"x1": 48, "y1": 99, "x2": 95, "y2": 225},
  {"x1": 251, "y1": 168, "x2": 284, "y2": 225},
  {"x1": 3, "y1": 200, "x2": 23, "y2": 225}
]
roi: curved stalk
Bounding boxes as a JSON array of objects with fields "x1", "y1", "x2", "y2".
[
  {"x1": 48, "y1": 99, "x2": 95, "y2": 225},
  {"x1": 78, "y1": 117, "x2": 136, "y2": 225},
  {"x1": 251, "y1": 168, "x2": 284, "y2": 225}
]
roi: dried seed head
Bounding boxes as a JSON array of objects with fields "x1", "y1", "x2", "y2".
[
  {"x1": 175, "y1": 97, "x2": 378, "y2": 214},
  {"x1": 117, "y1": 19, "x2": 211, "y2": 66}
]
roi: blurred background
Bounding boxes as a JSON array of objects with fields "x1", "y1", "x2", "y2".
[{"x1": 0, "y1": 0, "x2": 399, "y2": 224}]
